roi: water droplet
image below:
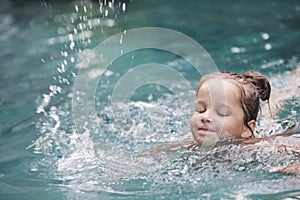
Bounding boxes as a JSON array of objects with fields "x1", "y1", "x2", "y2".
[
  {"x1": 70, "y1": 41, "x2": 75, "y2": 50},
  {"x1": 61, "y1": 51, "x2": 68, "y2": 57},
  {"x1": 264, "y1": 43, "x2": 272, "y2": 50},
  {"x1": 57, "y1": 63, "x2": 65, "y2": 73},
  {"x1": 62, "y1": 78, "x2": 70, "y2": 85},
  {"x1": 68, "y1": 34, "x2": 74, "y2": 41},
  {"x1": 109, "y1": 2, "x2": 113, "y2": 9},
  {"x1": 49, "y1": 85, "x2": 62, "y2": 95},
  {"x1": 120, "y1": 35, "x2": 123, "y2": 44},
  {"x1": 230, "y1": 47, "x2": 245, "y2": 53},
  {"x1": 75, "y1": 5, "x2": 79, "y2": 12},
  {"x1": 122, "y1": 3, "x2": 126, "y2": 12},
  {"x1": 30, "y1": 166, "x2": 38, "y2": 172},
  {"x1": 261, "y1": 32, "x2": 270, "y2": 40},
  {"x1": 148, "y1": 94, "x2": 153, "y2": 101},
  {"x1": 104, "y1": 70, "x2": 113, "y2": 77}
]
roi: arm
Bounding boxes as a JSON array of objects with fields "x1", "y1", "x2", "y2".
[{"x1": 137, "y1": 138, "x2": 194, "y2": 157}]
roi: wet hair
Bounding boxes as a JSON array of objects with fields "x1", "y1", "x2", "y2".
[{"x1": 197, "y1": 71, "x2": 271, "y2": 136}]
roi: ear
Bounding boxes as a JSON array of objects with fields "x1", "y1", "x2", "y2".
[
  {"x1": 241, "y1": 120, "x2": 256, "y2": 138},
  {"x1": 248, "y1": 120, "x2": 256, "y2": 131}
]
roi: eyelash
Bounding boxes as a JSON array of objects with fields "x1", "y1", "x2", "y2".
[
  {"x1": 195, "y1": 108, "x2": 205, "y2": 113},
  {"x1": 195, "y1": 108, "x2": 229, "y2": 117},
  {"x1": 217, "y1": 112, "x2": 228, "y2": 117}
]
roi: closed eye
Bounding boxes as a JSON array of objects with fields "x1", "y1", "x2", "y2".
[
  {"x1": 196, "y1": 109, "x2": 205, "y2": 113},
  {"x1": 216, "y1": 107, "x2": 231, "y2": 116},
  {"x1": 195, "y1": 106, "x2": 206, "y2": 113},
  {"x1": 195, "y1": 103, "x2": 206, "y2": 113},
  {"x1": 217, "y1": 112, "x2": 229, "y2": 116}
]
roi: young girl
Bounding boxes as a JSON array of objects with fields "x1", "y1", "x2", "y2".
[
  {"x1": 142, "y1": 70, "x2": 300, "y2": 174},
  {"x1": 144, "y1": 70, "x2": 273, "y2": 151},
  {"x1": 190, "y1": 71, "x2": 271, "y2": 145}
]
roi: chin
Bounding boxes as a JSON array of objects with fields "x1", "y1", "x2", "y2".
[{"x1": 194, "y1": 133, "x2": 219, "y2": 146}]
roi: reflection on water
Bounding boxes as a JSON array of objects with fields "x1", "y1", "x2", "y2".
[{"x1": 1, "y1": 0, "x2": 300, "y2": 199}]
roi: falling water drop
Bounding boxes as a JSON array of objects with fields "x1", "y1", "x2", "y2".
[
  {"x1": 120, "y1": 35, "x2": 123, "y2": 44},
  {"x1": 122, "y1": 3, "x2": 126, "y2": 12},
  {"x1": 264, "y1": 43, "x2": 272, "y2": 50},
  {"x1": 261, "y1": 32, "x2": 270, "y2": 40},
  {"x1": 75, "y1": 5, "x2": 79, "y2": 12}
]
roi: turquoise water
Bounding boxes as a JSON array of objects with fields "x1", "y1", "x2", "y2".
[{"x1": 1, "y1": 0, "x2": 300, "y2": 199}]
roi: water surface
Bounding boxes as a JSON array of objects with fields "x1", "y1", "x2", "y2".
[{"x1": 0, "y1": 0, "x2": 300, "y2": 199}]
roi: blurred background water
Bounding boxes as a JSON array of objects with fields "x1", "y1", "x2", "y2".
[{"x1": 0, "y1": 0, "x2": 300, "y2": 199}]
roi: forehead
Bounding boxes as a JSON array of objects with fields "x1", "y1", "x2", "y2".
[{"x1": 197, "y1": 78, "x2": 241, "y2": 103}]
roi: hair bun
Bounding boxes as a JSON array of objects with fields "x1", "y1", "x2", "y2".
[{"x1": 243, "y1": 71, "x2": 271, "y2": 101}]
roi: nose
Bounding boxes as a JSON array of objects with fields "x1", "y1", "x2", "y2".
[
  {"x1": 200, "y1": 110, "x2": 211, "y2": 123},
  {"x1": 201, "y1": 116, "x2": 211, "y2": 123}
]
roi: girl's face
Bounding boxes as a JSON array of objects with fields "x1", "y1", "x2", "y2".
[{"x1": 190, "y1": 78, "x2": 253, "y2": 144}]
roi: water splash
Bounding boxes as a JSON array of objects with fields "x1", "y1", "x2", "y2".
[{"x1": 29, "y1": 1, "x2": 300, "y2": 197}]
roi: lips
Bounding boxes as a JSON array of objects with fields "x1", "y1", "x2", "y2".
[
  {"x1": 199, "y1": 127, "x2": 209, "y2": 131},
  {"x1": 197, "y1": 126, "x2": 215, "y2": 134}
]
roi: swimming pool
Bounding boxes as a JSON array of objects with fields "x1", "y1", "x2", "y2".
[{"x1": 1, "y1": 0, "x2": 300, "y2": 199}]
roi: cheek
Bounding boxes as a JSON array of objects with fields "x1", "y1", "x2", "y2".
[
  {"x1": 220, "y1": 117, "x2": 244, "y2": 135},
  {"x1": 190, "y1": 114, "x2": 197, "y2": 128},
  {"x1": 213, "y1": 116, "x2": 226, "y2": 131},
  {"x1": 214, "y1": 116, "x2": 230, "y2": 130}
]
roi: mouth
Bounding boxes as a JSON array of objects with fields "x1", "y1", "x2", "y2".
[
  {"x1": 193, "y1": 126, "x2": 219, "y2": 145},
  {"x1": 199, "y1": 127, "x2": 209, "y2": 131},
  {"x1": 197, "y1": 127, "x2": 215, "y2": 135}
]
